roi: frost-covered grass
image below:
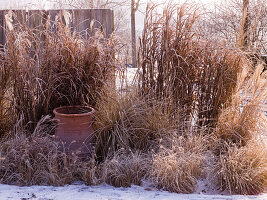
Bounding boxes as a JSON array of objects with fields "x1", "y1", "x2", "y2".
[{"x1": 0, "y1": 2, "x2": 267, "y2": 198}]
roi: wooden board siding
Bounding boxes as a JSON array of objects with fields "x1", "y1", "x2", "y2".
[{"x1": 0, "y1": 9, "x2": 114, "y2": 46}]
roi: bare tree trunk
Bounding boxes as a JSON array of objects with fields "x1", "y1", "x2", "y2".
[
  {"x1": 131, "y1": 0, "x2": 137, "y2": 68},
  {"x1": 239, "y1": 0, "x2": 250, "y2": 50}
]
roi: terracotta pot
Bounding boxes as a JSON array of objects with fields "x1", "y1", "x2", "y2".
[{"x1": 53, "y1": 106, "x2": 95, "y2": 158}]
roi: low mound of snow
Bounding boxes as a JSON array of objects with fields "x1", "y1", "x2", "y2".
[{"x1": 0, "y1": 183, "x2": 266, "y2": 200}]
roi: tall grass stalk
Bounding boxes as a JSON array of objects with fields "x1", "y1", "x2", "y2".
[
  {"x1": 214, "y1": 64, "x2": 267, "y2": 147},
  {"x1": 1, "y1": 11, "x2": 119, "y2": 132},
  {"x1": 138, "y1": 3, "x2": 246, "y2": 128}
]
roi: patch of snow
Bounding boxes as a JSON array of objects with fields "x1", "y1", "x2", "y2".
[
  {"x1": 116, "y1": 67, "x2": 138, "y2": 90},
  {"x1": 0, "y1": 183, "x2": 266, "y2": 200}
]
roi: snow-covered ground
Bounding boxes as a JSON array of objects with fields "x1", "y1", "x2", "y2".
[
  {"x1": 116, "y1": 67, "x2": 138, "y2": 90},
  {"x1": 0, "y1": 183, "x2": 266, "y2": 200}
]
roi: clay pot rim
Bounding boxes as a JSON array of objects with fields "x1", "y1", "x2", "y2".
[{"x1": 53, "y1": 106, "x2": 95, "y2": 117}]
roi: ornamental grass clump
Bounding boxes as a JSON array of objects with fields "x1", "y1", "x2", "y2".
[
  {"x1": 94, "y1": 88, "x2": 181, "y2": 160},
  {"x1": 149, "y1": 134, "x2": 209, "y2": 194},
  {"x1": 139, "y1": 3, "x2": 246, "y2": 128},
  {"x1": 101, "y1": 150, "x2": 149, "y2": 187},
  {"x1": 1, "y1": 11, "x2": 118, "y2": 132},
  {"x1": 214, "y1": 65, "x2": 267, "y2": 148},
  {"x1": 213, "y1": 140, "x2": 267, "y2": 195},
  {"x1": 0, "y1": 118, "x2": 79, "y2": 186},
  {"x1": 0, "y1": 116, "x2": 100, "y2": 186},
  {"x1": 211, "y1": 65, "x2": 267, "y2": 194}
]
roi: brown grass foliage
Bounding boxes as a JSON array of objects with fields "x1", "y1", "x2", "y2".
[
  {"x1": 0, "y1": 116, "x2": 100, "y2": 186},
  {"x1": 94, "y1": 88, "x2": 180, "y2": 159},
  {"x1": 139, "y1": 3, "x2": 246, "y2": 127},
  {"x1": 214, "y1": 65, "x2": 267, "y2": 147},
  {"x1": 0, "y1": 11, "x2": 118, "y2": 133},
  {"x1": 211, "y1": 65, "x2": 267, "y2": 194},
  {"x1": 0, "y1": 3, "x2": 266, "y2": 195},
  {"x1": 0, "y1": 118, "x2": 148, "y2": 187},
  {"x1": 0, "y1": 51, "x2": 12, "y2": 135},
  {"x1": 0, "y1": 133, "x2": 79, "y2": 185},
  {"x1": 149, "y1": 134, "x2": 209, "y2": 194},
  {"x1": 101, "y1": 150, "x2": 149, "y2": 187},
  {"x1": 213, "y1": 140, "x2": 267, "y2": 195},
  {"x1": 79, "y1": 159, "x2": 100, "y2": 186}
]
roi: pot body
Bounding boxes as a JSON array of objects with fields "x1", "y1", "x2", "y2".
[{"x1": 53, "y1": 106, "x2": 95, "y2": 158}]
